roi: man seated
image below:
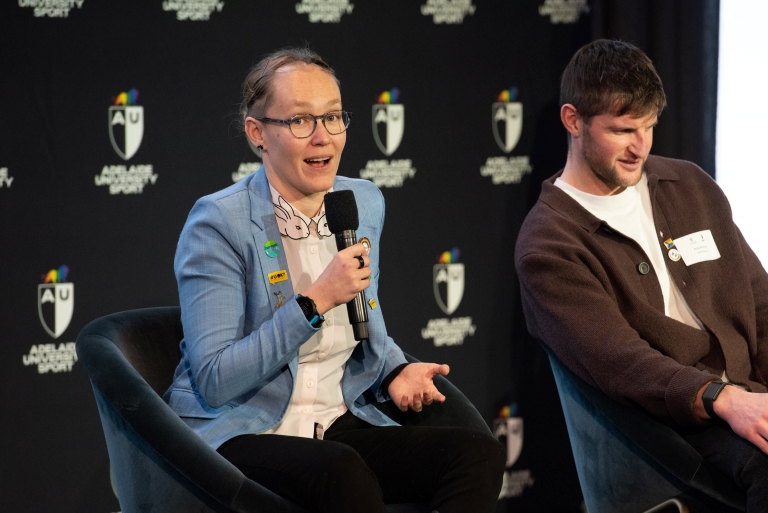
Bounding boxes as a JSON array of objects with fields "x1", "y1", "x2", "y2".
[{"x1": 515, "y1": 39, "x2": 768, "y2": 509}]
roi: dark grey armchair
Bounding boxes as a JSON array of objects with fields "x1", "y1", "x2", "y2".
[
  {"x1": 544, "y1": 345, "x2": 746, "y2": 513},
  {"x1": 76, "y1": 307, "x2": 491, "y2": 513}
]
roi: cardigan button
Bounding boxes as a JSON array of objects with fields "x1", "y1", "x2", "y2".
[{"x1": 638, "y1": 262, "x2": 650, "y2": 275}]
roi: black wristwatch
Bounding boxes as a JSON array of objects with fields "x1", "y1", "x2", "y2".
[
  {"x1": 702, "y1": 381, "x2": 730, "y2": 420},
  {"x1": 295, "y1": 294, "x2": 324, "y2": 328}
]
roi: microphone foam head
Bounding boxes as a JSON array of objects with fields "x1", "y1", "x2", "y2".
[{"x1": 324, "y1": 190, "x2": 359, "y2": 232}]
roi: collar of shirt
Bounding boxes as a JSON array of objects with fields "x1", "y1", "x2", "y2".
[
  {"x1": 268, "y1": 183, "x2": 332, "y2": 240},
  {"x1": 554, "y1": 173, "x2": 646, "y2": 217}
]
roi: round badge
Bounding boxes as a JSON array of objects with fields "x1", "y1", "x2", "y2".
[
  {"x1": 264, "y1": 240, "x2": 280, "y2": 258},
  {"x1": 638, "y1": 262, "x2": 650, "y2": 275},
  {"x1": 668, "y1": 248, "x2": 681, "y2": 262},
  {"x1": 359, "y1": 237, "x2": 371, "y2": 255}
]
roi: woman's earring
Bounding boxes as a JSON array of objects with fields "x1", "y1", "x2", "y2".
[{"x1": 257, "y1": 145, "x2": 264, "y2": 150}]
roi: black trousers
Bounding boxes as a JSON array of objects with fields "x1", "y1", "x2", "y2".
[
  {"x1": 217, "y1": 411, "x2": 505, "y2": 513},
  {"x1": 683, "y1": 423, "x2": 768, "y2": 512}
]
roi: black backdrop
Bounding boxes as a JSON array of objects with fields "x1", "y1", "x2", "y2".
[{"x1": 0, "y1": 2, "x2": 718, "y2": 512}]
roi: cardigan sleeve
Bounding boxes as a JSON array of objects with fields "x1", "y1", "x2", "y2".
[
  {"x1": 516, "y1": 245, "x2": 715, "y2": 428},
  {"x1": 737, "y1": 224, "x2": 768, "y2": 385}
]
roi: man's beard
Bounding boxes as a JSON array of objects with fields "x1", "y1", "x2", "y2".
[{"x1": 581, "y1": 129, "x2": 645, "y2": 190}]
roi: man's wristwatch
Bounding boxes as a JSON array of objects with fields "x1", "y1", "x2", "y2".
[
  {"x1": 296, "y1": 294, "x2": 324, "y2": 328},
  {"x1": 702, "y1": 381, "x2": 730, "y2": 420}
]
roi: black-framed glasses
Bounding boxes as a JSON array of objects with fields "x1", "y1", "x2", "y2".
[{"x1": 255, "y1": 110, "x2": 352, "y2": 139}]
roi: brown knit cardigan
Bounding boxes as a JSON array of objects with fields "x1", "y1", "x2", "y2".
[{"x1": 515, "y1": 155, "x2": 768, "y2": 428}]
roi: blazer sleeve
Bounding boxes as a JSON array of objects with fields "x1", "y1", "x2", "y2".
[{"x1": 175, "y1": 196, "x2": 316, "y2": 408}]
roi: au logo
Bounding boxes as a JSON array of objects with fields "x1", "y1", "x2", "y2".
[
  {"x1": 493, "y1": 87, "x2": 522, "y2": 153},
  {"x1": 494, "y1": 417, "x2": 524, "y2": 467},
  {"x1": 373, "y1": 88, "x2": 404, "y2": 156},
  {"x1": 433, "y1": 248, "x2": 464, "y2": 315},
  {"x1": 109, "y1": 88, "x2": 144, "y2": 160},
  {"x1": 38, "y1": 266, "x2": 74, "y2": 339}
]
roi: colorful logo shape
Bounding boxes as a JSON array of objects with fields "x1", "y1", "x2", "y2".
[
  {"x1": 264, "y1": 240, "x2": 280, "y2": 258},
  {"x1": 109, "y1": 88, "x2": 144, "y2": 160},
  {"x1": 38, "y1": 265, "x2": 74, "y2": 339},
  {"x1": 493, "y1": 417, "x2": 524, "y2": 468},
  {"x1": 433, "y1": 248, "x2": 464, "y2": 315},
  {"x1": 373, "y1": 88, "x2": 404, "y2": 156},
  {"x1": 377, "y1": 88, "x2": 400, "y2": 105},
  {"x1": 493, "y1": 87, "x2": 523, "y2": 153}
]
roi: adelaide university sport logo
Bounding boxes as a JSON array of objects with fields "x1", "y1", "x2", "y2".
[
  {"x1": 360, "y1": 88, "x2": 415, "y2": 188},
  {"x1": 494, "y1": 408, "x2": 534, "y2": 498},
  {"x1": 422, "y1": 248, "x2": 475, "y2": 347},
  {"x1": 481, "y1": 87, "x2": 532, "y2": 185},
  {"x1": 493, "y1": 87, "x2": 522, "y2": 153},
  {"x1": 98, "y1": 88, "x2": 157, "y2": 194},
  {"x1": 109, "y1": 88, "x2": 143, "y2": 160},
  {"x1": 38, "y1": 265, "x2": 74, "y2": 339},
  {"x1": 373, "y1": 88, "x2": 404, "y2": 156},
  {"x1": 433, "y1": 248, "x2": 464, "y2": 315},
  {"x1": 24, "y1": 265, "x2": 78, "y2": 374}
]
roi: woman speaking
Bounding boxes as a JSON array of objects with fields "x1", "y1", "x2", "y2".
[{"x1": 165, "y1": 47, "x2": 504, "y2": 513}]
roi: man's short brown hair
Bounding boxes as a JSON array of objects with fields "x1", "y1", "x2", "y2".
[{"x1": 560, "y1": 39, "x2": 666, "y2": 122}]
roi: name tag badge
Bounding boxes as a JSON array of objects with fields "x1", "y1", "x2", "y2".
[
  {"x1": 268, "y1": 270, "x2": 288, "y2": 285},
  {"x1": 674, "y1": 230, "x2": 721, "y2": 266}
]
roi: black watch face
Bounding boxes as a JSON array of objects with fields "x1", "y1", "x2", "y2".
[{"x1": 298, "y1": 296, "x2": 313, "y2": 318}]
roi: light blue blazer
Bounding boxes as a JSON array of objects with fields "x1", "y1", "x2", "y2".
[{"x1": 165, "y1": 167, "x2": 407, "y2": 449}]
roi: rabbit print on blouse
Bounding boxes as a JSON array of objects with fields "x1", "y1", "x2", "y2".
[{"x1": 273, "y1": 196, "x2": 332, "y2": 240}]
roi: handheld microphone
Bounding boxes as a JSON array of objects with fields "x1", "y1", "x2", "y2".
[{"x1": 324, "y1": 190, "x2": 369, "y2": 341}]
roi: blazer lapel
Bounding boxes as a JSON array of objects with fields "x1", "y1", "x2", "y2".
[{"x1": 248, "y1": 168, "x2": 296, "y2": 314}]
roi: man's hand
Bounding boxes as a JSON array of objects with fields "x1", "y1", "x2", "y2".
[
  {"x1": 388, "y1": 363, "x2": 450, "y2": 412},
  {"x1": 303, "y1": 243, "x2": 370, "y2": 314},
  {"x1": 698, "y1": 384, "x2": 768, "y2": 454}
]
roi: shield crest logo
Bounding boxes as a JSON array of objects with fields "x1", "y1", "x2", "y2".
[
  {"x1": 494, "y1": 417, "x2": 524, "y2": 467},
  {"x1": 433, "y1": 263, "x2": 464, "y2": 315},
  {"x1": 492, "y1": 102, "x2": 523, "y2": 153},
  {"x1": 373, "y1": 104, "x2": 404, "y2": 156},
  {"x1": 38, "y1": 283, "x2": 74, "y2": 339},
  {"x1": 109, "y1": 105, "x2": 144, "y2": 160}
]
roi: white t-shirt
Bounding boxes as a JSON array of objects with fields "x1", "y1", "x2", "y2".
[{"x1": 555, "y1": 174, "x2": 703, "y2": 330}]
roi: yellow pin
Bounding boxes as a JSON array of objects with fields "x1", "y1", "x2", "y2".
[{"x1": 268, "y1": 270, "x2": 288, "y2": 285}]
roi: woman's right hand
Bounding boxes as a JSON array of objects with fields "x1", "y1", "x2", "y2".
[{"x1": 303, "y1": 243, "x2": 370, "y2": 315}]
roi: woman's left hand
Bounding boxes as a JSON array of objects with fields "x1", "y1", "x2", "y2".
[{"x1": 388, "y1": 363, "x2": 450, "y2": 412}]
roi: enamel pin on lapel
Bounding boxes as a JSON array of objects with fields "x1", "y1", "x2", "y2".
[
  {"x1": 268, "y1": 270, "x2": 288, "y2": 285},
  {"x1": 359, "y1": 237, "x2": 371, "y2": 255},
  {"x1": 274, "y1": 291, "x2": 285, "y2": 308},
  {"x1": 264, "y1": 240, "x2": 280, "y2": 258}
]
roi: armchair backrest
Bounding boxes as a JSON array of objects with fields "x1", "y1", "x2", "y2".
[
  {"x1": 76, "y1": 307, "x2": 310, "y2": 513},
  {"x1": 88, "y1": 306, "x2": 184, "y2": 395}
]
